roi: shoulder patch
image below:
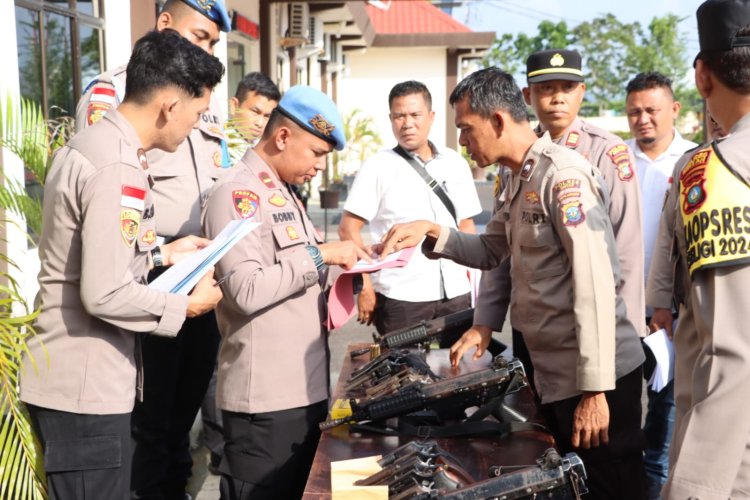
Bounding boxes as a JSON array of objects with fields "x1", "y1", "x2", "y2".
[
  {"x1": 607, "y1": 144, "x2": 634, "y2": 181},
  {"x1": 553, "y1": 179, "x2": 581, "y2": 192},
  {"x1": 616, "y1": 162, "x2": 634, "y2": 181},
  {"x1": 232, "y1": 190, "x2": 260, "y2": 219},
  {"x1": 120, "y1": 209, "x2": 141, "y2": 247},
  {"x1": 87, "y1": 102, "x2": 111, "y2": 126},
  {"x1": 561, "y1": 200, "x2": 586, "y2": 227}
]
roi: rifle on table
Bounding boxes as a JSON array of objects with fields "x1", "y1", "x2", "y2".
[
  {"x1": 355, "y1": 439, "x2": 475, "y2": 497},
  {"x1": 413, "y1": 448, "x2": 589, "y2": 500},
  {"x1": 346, "y1": 349, "x2": 439, "y2": 395},
  {"x1": 350, "y1": 308, "x2": 477, "y2": 358},
  {"x1": 320, "y1": 356, "x2": 525, "y2": 431}
]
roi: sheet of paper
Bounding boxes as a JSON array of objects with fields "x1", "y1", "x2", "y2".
[
  {"x1": 643, "y1": 328, "x2": 675, "y2": 392},
  {"x1": 331, "y1": 456, "x2": 388, "y2": 500},
  {"x1": 149, "y1": 219, "x2": 260, "y2": 295},
  {"x1": 327, "y1": 247, "x2": 416, "y2": 329},
  {"x1": 347, "y1": 247, "x2": 416, "y2": 274}
]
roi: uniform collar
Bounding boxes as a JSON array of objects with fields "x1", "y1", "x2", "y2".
[
  {"x1": 403, "y1": 140, "x2": 441, "y2": 165},
  {"x1": 630, "y1": 128, "x2": 693, "y2": 162},
  {"x1": 101, "y1": 109, "x2": 149, "y2": 170},
  {"x1": 729, "y1": 111, "x2": 750, "y2": 135},
  {"x1": 534, "y1": 118, "x2": 583, "y2": 149}
]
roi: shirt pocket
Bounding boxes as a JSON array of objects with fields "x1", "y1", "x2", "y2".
[
  {"x1": 517, "y1": 223, "x2": 566, "y2": 281},
  {"x1": 136, "y1": 209, "x2": 158, "y2": 254},
  {"x1": 271, "y1": 221, "x2": 307, "y2": 261}
]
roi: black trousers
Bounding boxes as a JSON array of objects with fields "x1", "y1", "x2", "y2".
[
  {"x1": 199, "y1": 364, "x2": 224, "y2": 464},
  {"x1": 373, "y1": 292, "x2": 472, "y2": 346},
  {"x1": 219, "y1": 400, "x2": 328, "y2": 500},
  {"x1": 512, "y1": 328, "x2": 537, "y2": 397},
  {"x1": 131, "y1": 311, "x2": 221, "y2": 500},
  {"x1": 540, "y1": 366, "x2": 648, "y2": 500},
  {"x1": 27, "y1": 405, "x2": 131, "y2": 500}
]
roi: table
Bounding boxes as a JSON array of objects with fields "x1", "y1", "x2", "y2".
[{"x1": 302, "y1": 345, "x2": 556, "y2": 499}]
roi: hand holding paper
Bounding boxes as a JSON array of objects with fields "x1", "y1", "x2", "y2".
[
  {"x1": 149, "y1": 219, "x2": 260, "y2": 295},
  {"x1": 326, "y1": 247, "x2": 416, "y2": 329}
]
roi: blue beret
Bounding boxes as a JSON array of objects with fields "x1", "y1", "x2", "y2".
[
  {"x1": 276, "y1": 86, "x2": 346, "y2": 151},
  {"x1": 180, "y1": 0, "x2": 231, "y2": 33}
]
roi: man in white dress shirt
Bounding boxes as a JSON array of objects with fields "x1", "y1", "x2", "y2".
[{"x1": 339, "y1": 80, "x2": 481, "y2": 340}]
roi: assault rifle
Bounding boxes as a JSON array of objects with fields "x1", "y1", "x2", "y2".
[
  {"x1": 350, "y1": 309, "x2": 477, "y2": 358},
  {"x1": 320, "y1": 357, "x2": 525, "y2": 431},
  {"x1": 346, "y1": 349, "x2": 438, "y2": 395},
  {"x1": 413, "y1": 448, "x2": 588, "y2": 500}
]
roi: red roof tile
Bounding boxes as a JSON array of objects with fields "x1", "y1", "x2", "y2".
[{"x1": 365, "y1": 0, "x2": 473, "y2": 34}]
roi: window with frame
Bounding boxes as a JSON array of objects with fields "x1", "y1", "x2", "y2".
[{"x1": 15, "y1": 0, "x2": 105, "y2": 119}]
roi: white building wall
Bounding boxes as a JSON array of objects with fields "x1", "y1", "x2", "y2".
[
  {"x1": 338, "y1": 46, "x2": 448, "y2": 161},
  {"x1": 103, "y1": 0, "x2": 132, "y2": 70}
]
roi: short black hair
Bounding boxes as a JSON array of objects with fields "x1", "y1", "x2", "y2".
[
  {"x1": 626, "y1": 72, "x2": 675, "y2": 99},
  {"x1": 388, "y1": 81, "x2": 432, "y2": 110},
  {"x1": 698, "y1": 26, "x2": 750, "y2": 95},
  {"x1": 124, "y1": 29, "x2": 224, "y2": 105},
  {"x1": 235, "y1": 72, "x2": 281, "y2": 103},
  {"x1": 449, "y1": 67, "x2": 528, "y2": 123}
]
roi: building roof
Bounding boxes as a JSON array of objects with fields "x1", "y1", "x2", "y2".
[
  {"x1": 349, "y1": 0, "x2": 494, "y2": 49},
  {"x1": 365, "y1": 1, "x2": 472, "y2": 35}
]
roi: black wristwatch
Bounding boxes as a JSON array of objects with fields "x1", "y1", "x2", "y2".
[
  {"x1": 305, "y1": 245, "x2": 325, "y2": 271},
  {"x1": 151, "y1": 246, "x2": 164, "y2": 268}
]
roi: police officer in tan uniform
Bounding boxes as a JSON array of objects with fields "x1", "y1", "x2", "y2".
[
  {"x1": 646, "y1": 1, "x2": 750, "y2": 497},
  {"x1": 472, "y1": 49, "x2": 646, "y2": 394},
  {"x1": 75, "y1": 2, "x2": 234, "y2": 497},
  {"x1": 20, "y1": 30, "x2": 223, "y2": 500},
  {"x1": 381, "y1": 68, "x2": 647, "y2": 500},
  {"x1": 202, "y1": 86, "x2": 367, "y2": 500}
]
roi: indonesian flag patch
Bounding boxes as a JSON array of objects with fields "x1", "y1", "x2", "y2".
[
  {"x1": 121, "y1": 185, "x2": 146, "y2": 211},
  {"x1": 232, "y1": 190, "x2": 260, "y2": 219}
]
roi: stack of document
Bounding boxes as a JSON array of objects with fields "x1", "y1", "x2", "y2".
[
  {"x1": 149, "y1": 219, "x2": 260, "y2": 295},
  {"x1": 643, "y1": 328, "x2": 675, "y2": 392}
]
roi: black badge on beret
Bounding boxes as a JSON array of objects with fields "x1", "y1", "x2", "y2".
[
  {"x1": 526, "y1": 49, "x2": 583, "y2": 83},
  {"x1": 697, "y1": 0, "x2": 750, "y2": 53}
]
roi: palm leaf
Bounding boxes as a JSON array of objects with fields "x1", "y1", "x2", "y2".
[{"x1": 0, "y1": 260, "x2": 45, "y2": 500}]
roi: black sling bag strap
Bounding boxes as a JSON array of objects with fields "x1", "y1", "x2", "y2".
[{"x1": 392, "y1": 145, "x2": 458, "y2": 225}]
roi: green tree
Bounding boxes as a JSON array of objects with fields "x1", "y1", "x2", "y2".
[
  {"x1": 484, "y1": 13, "x2": 696, "y2": 115},
  {"x1": 484, "y1": 20, "x2": 573, "y2": 75}
]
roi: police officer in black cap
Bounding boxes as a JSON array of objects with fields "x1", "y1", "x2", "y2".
[{"x1": 648, "y1": 0, "x2": 750, "y2": 498}]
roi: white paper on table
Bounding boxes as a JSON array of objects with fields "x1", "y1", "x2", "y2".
[
  {"x1": 643, "y1": 328, "x2": 675, "y2": 392},
  {"x1": 148, "y1": 219, "x2": 260, "y2": 295}
]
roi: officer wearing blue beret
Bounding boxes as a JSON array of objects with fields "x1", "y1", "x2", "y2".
[
  {"x1": 202, "y1": 86, "x2": 368, "y2": 500},
  {"x1": 74, "y1": 1, "x2": 233, "y2": 499}
]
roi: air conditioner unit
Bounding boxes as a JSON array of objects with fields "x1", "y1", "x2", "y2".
[
  {"x1": 303, "y1": 16, "x2": 324, "y2": 56},
  {"x1": 279, "y1": 2, "x2": 309, "y2": 47}
]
